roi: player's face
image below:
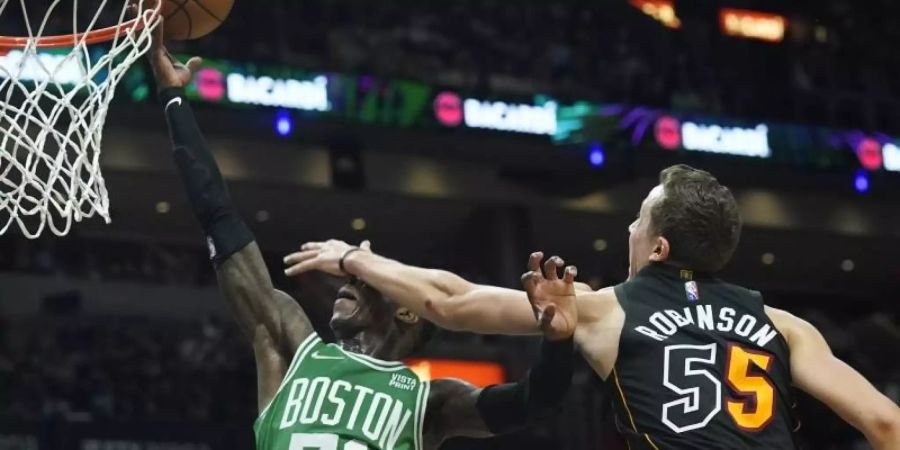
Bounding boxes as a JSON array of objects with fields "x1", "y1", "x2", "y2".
[
  {"x1": 330, "y1": 279, "x2": 420, "y2": 348},
  {"x1": 330, "y1": 278, "x2": 394, "y2": 339},
  {"x1": 628, "y1": 185, "x2": 665, "y2": 279}
]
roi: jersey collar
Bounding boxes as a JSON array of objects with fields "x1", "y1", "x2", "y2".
[{"x1": 639, "y1": 262, "x2": 715, "y2": 281}]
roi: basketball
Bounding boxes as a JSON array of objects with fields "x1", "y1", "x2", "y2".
[{"x1": 161, "y1": 0, "x2": 234, "y2": 41}]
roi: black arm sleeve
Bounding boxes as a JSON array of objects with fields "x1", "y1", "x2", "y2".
[
  {"x1": 159, "y1": 88, "x2": 254, "y2": 266},
  {"x1": 475, "y1": 337, "x2": 575, "y2": 434}
]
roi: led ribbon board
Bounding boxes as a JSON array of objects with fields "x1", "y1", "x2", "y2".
[
  {"x1": 168, "y1": 57, "x2": 436, "y2": 128},
  {"x1": 110, "y1": 53, "x2": 900, "y2": 171},
  {"x1": 433, "y1": 91, "x2": 558, "y2": 135},
  {"x1": 0, "y1": 47, "x2": 115, "y2": 88},
  {"x1": 555, "y1": 102, "x2": 900, "y2": 173}
]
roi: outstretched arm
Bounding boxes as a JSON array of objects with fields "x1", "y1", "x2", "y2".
[
  {"x1": 346, "y1": 250, "x2": 538, "y2": 335},
  {"x1": 284, "y1": 240, "x2": 590, "y2": 335},
  {"x1": 149, "y1": 27, "x2": 313, "y2": 412},
  {"x1": 768, "y1": 307, "x2": 900, "y2": 450},
  {"x1": 424, "y1": 259, "x2": 579, "y2": 446}
]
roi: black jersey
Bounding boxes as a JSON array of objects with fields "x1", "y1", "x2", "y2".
[{"x1": 610, "y1": 263, "x2": 800, "y2": 450}]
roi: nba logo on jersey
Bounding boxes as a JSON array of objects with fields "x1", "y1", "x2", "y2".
[{"x1": 684, "y1": 281, "x2": 699, "y2": 302}]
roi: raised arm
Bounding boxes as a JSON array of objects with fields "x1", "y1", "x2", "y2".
[
  {"x1": 149, "y1": 27, "x2": 312, "y2": 412},
  {"x1": 423, "y1": 257, "x2": 578, "y2": 447},
  {"x1": 767, "y1": 307, "x2": 900, "y2": 450},
  {"x1": 283, "y1": 240, "x2": 541, "y2": 335}
]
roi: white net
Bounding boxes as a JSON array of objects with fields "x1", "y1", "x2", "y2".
[{"x1": 0, "y1": 0, "x2": 160, "y2": 238}]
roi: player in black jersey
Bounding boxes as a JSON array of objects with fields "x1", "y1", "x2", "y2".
[{"x1": 286, "y1": 165, "x2": 900, "y2": 449}]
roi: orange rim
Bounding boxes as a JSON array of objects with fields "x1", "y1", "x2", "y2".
[{"x1": 0, "y1": 7, "x2": 160, "y2": 49}]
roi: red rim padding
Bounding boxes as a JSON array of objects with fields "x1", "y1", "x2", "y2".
[{"x1": 0, "y1": 8, "x2": 159, "y2": 49}]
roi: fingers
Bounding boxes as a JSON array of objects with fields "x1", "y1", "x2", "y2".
[
  {"x1": 283, "y1": 250, "x2": 318, "y2": 266},
  {"x1": 186, "y1": 57, "x2": 203, "y2": 74},
  {"x1": 539, "y1": 304, "x2": 556, "y2": 330},
  {"x1": 360, "y1": 240, "x2": 372, "y2": 252},
  {"x1": 521, "y1": 270, "x2": 541, "y2": 319},
  {"x1": 148, "y1": 1, "x2": 165, "y2": 52},
  {"x1": 301, "y1": 242, "x2": 325, "y2": 251},
  {"x1": 521, "y1": 270, "x2": 540, "y2": 293},
  {"x1": 543, "y1": 256, "x2": 564, "y2": 281},
  {"x1": 284, "y1": 259, "x2": 320, "y2": 277},
  {"x1": 284, "y1": 259, "x2": 319, "y2": 277},
  {"x1": 563, "y1": 265, "x2": 578, "y2": 284},
  {"x1": 527, "y1": 252, "x2": 543, "y2": 274}
]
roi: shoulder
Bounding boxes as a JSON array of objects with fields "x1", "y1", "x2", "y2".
[
  {"x1": 577, "y1": 286, "x2": 620, "y2": 323},
  {"x1": 729, "y1": 283, "x2": 766, "y2": 304},
  {"x1": 764, "y1": 306, "x2": 820, "y2": 346}
]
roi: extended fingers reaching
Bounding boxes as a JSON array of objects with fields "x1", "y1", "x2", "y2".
[
  {"x1": 185, "y1": 56, "x2": 203, "y2": 74},
  {"x1": 283, "y1": 250, "x2": 318, "y2": 266},
  {"x1": 520, "y1": 270, "x2": 542, "y2": 319},
  {"x1": 528, "y1": 252, "x2": 544, "y2": 274},
  {"x1": 283, "y1": 258, "x2": 322, "y2": 277},
  {"x1": 301, "y1": 242, "x2": 325, "y2": 251},
  {"x1": 283, "y1": 250, "x2": 321, "y2": 276},
  {"x1": 563, "y1": 265, "x2": 577, "y2": 284},
  {"x1": 543, "y1": 256, "x2": 564, "y2": 280},
  {"x1": 521, "y1": 270, "x2": 541, "y2": 294}
]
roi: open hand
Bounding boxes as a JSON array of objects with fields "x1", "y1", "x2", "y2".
[
  {"x1": 146, "y1": 1, "x2": 202, "y2": 90},
  {"x1": 521, "y1": 252, "x2": 578, "y2": 341},
  {"x1": 284, "y1": 240, "x2": 372, "y2": 278}
]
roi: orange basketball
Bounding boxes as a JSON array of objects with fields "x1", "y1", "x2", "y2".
[{"x1": 161, "y1": 0, "x2": 235, "y2": 41}]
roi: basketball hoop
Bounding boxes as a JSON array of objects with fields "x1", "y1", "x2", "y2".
[{"x1": 0, "y1": 0, "x2": 162, "y2": 238}]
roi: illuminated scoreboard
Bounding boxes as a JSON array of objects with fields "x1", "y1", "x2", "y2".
[{"x1": 404, "y1": 359, "x2": 506, "y2": 387}]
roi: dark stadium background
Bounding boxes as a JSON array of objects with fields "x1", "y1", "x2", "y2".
[{"x1": 1, "y1": 0, "x2": 899, "y2": 449}]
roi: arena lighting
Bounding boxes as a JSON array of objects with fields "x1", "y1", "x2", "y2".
[
  {"x1": 854, "y1": 170, "x2": 870, "y2": 194},
  {"x1": 462, "y1": 98, "x2": 558, "y2": 135},
  {"x1": 274, "y1": 110, "x2": 293, "y2": 137},
  {"x1": 655, "y1": 116, "x2": 682, "y2": 150},
  {"x1": 404, "y1": 359, "x2": 506, "y2": 387},
  {"x1": 720, "y1": 9, "x2": 787, "y2": 43},
  {"x1": 680, "y1": 122, "x2": 771, "y2": 158},
  {"x1": 882, "y1": 142, "x2": 900, "y2": 172},
  {"x1": 0, "y1": 48, "x2": 84, "y2": 85},
  {"x1": 434, "y1": 91, "x2": 464, "y2": 127},
  {"x1": 629, "y1": 0, "x2": 681, "y2": 29},
  {"x1": 195, "y1": 67, "x2": 227, "y2": 102},
  {"x1": 588, "y1": 143, "x2": 606, "y2": 167},
  {"x1": 856, "y1": 138, "x2": 883, "y2": 171},
  {"x1": 227, "y1": 73, "x2": 330, "y2": 111},
  {"x1": 155, "y1": 201, "x2": 171, "y2": 214},
  {"x1": 841, "y1": 259, "x2": 856, "y2": 272}
]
